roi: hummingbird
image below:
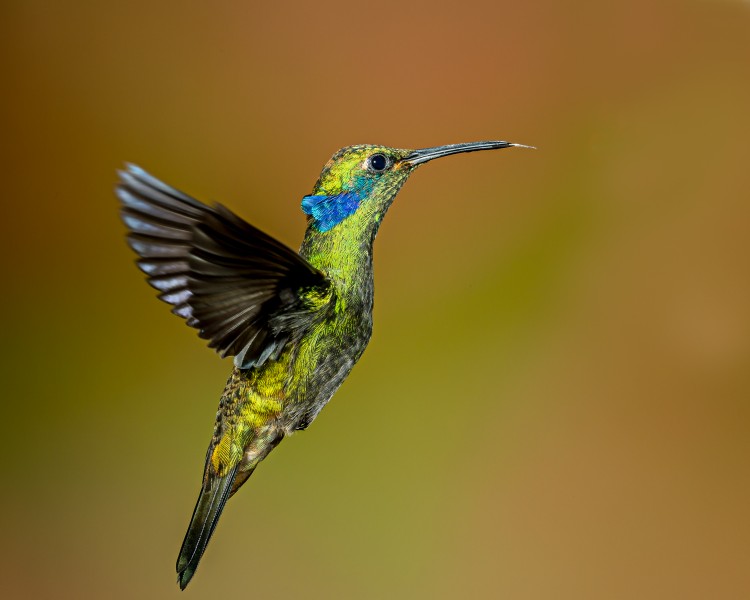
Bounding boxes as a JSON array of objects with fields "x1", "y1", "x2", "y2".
[{"x1": 117, "y1": 140, "x2": 532, "y2": 589}]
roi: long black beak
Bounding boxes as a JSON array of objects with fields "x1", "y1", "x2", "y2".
[{"x1": 401, "y1": 140, "x2": 535, "y2": 166}]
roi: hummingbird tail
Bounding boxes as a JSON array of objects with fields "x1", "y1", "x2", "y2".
[{"x1": 176, "y1": 465, "x2": 240, "y2": 590}]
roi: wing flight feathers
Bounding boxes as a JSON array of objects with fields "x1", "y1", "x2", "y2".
[{"x1": 117, "y1": 164, "x2": 332, "y2": 369}]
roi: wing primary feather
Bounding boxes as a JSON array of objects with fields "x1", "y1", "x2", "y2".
[
  {"x1": 127, "y1": 236, "x2": 191, "y2": 258},
  {"x1": 117, "y1": 187, "x2": 197, "y2": 225},
  {"x1": 124, "y1": 163, "x2": 205, "y2": 208},
  {"x1": 137, "y1": 258, "x2": 190, "y2": 276},
  {"x1": 121, "y1": 213, "x2": 192, "y2": 240},
  {"x1": 148, "y1": 275, "x2": 189, "y2": 292}
]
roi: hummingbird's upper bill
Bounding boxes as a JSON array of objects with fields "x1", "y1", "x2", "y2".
[{"x1": 401, "y1": 140, "x2": 536, "y2": 167}]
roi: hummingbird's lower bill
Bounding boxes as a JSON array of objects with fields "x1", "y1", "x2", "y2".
[{"x1": 117, "y1": 140, "x2": 534, "y2": 589}]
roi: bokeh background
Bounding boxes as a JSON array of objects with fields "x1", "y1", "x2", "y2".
[{"x1": 2, "y1": 1, "x2": 749, "y2": 598}]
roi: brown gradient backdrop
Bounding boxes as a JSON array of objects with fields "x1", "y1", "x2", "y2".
[{"x1": 2, "y1": 1, "x2": 749, "y2": 598}]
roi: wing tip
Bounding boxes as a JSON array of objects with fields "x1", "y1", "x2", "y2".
[
  {"x1": 123, "y1": 162, "x2": 147, "y2": 177},
  {"x1": 115, "y1": 162, "x2": 145, "y2": 185}
]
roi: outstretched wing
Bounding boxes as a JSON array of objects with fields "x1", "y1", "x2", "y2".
[{"x1": 117, "y1": 163, "x2": 333, "y2": 369}]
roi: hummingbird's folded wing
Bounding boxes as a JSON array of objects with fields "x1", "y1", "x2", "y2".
[{"x1": 117, "y1": 164, "x2": 334, "y2": 369}]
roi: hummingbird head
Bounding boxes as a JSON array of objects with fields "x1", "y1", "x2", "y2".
[{"x1": 301, "y1": 141, "x2": 533, "y2": 234}]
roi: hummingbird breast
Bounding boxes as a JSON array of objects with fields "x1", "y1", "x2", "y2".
[
  {"x1": 282, "y1": 224, "x2": 378, "y2": 430},
  {"x1": 284, "y1": 270, "x2": 374, "y2": 431}
]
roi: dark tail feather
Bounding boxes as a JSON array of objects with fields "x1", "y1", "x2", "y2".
[{"x1": 176, "y1": 465, "x2": 239, "y2": 590}]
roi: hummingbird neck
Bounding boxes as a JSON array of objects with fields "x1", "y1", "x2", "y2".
[
  {"x1": 299, "y1": 218, "x2": 379, "y2": 300},
  {"x1": 298, "y1": 176, "x2": 403, "y2": 299}
]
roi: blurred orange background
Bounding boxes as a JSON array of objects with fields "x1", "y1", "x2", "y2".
[{"x1": 2, "y1": 1, "x2": 749, "y2": 598}]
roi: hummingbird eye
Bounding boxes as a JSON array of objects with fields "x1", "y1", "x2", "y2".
[{"x1": 367, "y1": 153, "x2": 389, "y2": 173}]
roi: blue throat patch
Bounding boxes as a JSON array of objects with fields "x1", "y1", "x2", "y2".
[{"x1": 301, "y1": 192, "x2": 361, "y2": 232}]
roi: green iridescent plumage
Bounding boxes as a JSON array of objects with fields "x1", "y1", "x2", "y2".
[{"x1": 117, "y1": 140, "x2": 532, "y2": 590}]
